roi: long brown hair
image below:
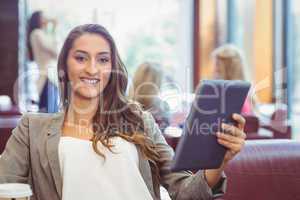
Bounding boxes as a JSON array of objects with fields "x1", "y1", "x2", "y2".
[
  {"x1": 27, "y1": 11, "x2": 43, "y2": 61},
  {"x1": 57, "y1": 24, "x2": 160, "y2": 187}
]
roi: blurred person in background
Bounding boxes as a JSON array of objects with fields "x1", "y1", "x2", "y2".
[
  {"x1": 211, "y1": 44, "x2": 253, "y2": 114},
  {"x1": 129, "y1": 62, "x2": 170, "y2": 133},
  {"x1": 27, "y1": 11, "x2": 59, "y2": 112}
]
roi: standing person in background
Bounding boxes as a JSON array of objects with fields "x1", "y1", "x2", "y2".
[
  {"x1": 27, "y1": 11, "x2": 59, "y2": 112},
  {"x1": 211, "y1": 44, "x2": 253, "y2": 114},
  {"x1": 129, "y1": 62, "x2": 170, "y2": 133}
]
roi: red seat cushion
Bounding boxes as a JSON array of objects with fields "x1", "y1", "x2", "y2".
[{"x1": 220, "y1": 140, "x2": 300, "y2": 200}]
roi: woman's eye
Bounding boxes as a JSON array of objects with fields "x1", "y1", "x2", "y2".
[
  {"x1": 98, "y1": 57, "x2": 110, "y2": 64},
  {"x1": 75, "y1": 56, "x2": 86, "y2": 63}
]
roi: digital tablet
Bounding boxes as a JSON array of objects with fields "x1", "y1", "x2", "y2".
[{"x1": 171, "y1": 80, "x2": 251, "y2": 171}]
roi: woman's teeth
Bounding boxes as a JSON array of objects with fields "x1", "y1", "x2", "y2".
[{"x1": 81, "y1": 78, "x2": 99, "y2": 85}]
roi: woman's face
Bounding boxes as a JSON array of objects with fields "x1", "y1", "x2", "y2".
[
  {"x1": 67, "y1": 33, "x2": 112, "y2": 100},
  {"x1": 213, "y1": 60, "x2": 225, "y2": 79}
]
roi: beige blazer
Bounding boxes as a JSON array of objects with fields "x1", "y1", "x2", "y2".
[{"x1": 0, "y1": 111, "x2": 226, "y2": 200}]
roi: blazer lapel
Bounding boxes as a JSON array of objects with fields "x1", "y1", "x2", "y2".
[{"x1": 46, "y1": 112, "x2": 65, "y2": 199}]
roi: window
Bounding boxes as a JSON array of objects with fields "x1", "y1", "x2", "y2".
[
  {"x1": 220, "y1": 0, "x2": 255, "y2": 82},
  {"x1": 25, "y1": 0, "x2": 193, "y2": 112},
  {"x1": 287, "y1": 0, "x2": 300, "y2": 137}
]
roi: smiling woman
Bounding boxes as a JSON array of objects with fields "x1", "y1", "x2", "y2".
[{"x1": 0, "y1": 24, "x2": 247, "y2": 200}]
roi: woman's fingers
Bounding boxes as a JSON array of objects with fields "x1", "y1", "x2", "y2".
[
  {"x1": 221, "y1": 123, "x2": 246, "y2": 139},
  {"x1": 217, "y1": 129, "x2": 246, "y2": 155},
  {"x1": 217, "y1": 137, "x2": 244, "y2": 154},
  {"x1": 232, "y1": 113, "x2": 246, "y2": 130},
  {"x1": 217, "y1": 132, "x2": 244, "y2": 144},
  {"x1": 217, "y1": 115, "x2": 247, "y2": 163}
]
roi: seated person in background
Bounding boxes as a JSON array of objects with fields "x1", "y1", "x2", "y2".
[
  {"x1": 211, "y1": 44, "x2": 253, "y2": 114},
  {"x1": 129, "y1": 62, "x2": 170, "y2": 133},
  {"x1": 0, "y1": 24, "x2": 246, "y2": 200}
]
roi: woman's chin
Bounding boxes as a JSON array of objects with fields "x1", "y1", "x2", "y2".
[{"x1": 75, "y1": 90, "x2": 101, "y2": 100}]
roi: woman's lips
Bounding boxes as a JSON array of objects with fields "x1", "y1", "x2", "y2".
[{"x1": 80, "y1": 77, "x2": 100, "y2": 85}]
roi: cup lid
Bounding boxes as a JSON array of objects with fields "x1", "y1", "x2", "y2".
[{"x1": 0, "y1": 183, "x2": 32, "y2": 198}]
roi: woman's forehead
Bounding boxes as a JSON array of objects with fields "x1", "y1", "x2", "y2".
[{"x1": 71, "y1": 33, "x2": 111, "y2": 54}]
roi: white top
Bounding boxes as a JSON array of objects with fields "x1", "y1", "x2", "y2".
[{"x1": 58, "y1": 136, "x2": 153, "y2": 200}]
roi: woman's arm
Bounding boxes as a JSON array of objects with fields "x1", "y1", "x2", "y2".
[
  {"x1": 143, "y1": 112, "x2": 226, "y2": 200},
  {"x1": 0, "y1": 115, "x2": 30, "y2": 183}
]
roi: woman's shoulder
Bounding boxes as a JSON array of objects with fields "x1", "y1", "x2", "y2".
[
  {"x1": 21, "y1": 112, "x2": 63, "y2": 129},
  {"x1": 140, "y1": 111, "x2": 161, "y2": 137},
  {"x1": 118, "y1": 101, "x2": 161, "y2": 137},
  {"x1": 24, "y1": 111, "x2": 62, "y2": 120},
  {"x1": 11, "y1": 112, "x2": 63, "y2": 143}
]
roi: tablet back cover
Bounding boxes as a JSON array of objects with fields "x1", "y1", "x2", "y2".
[{"x1": 171, "y1": 80, "x2": 251, "y2": 171}]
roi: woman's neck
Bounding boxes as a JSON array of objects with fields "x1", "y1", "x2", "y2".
[
  {"x1": 62, "y1": 94, "x2": 99, "y2": 139},
  {"x1": 65, "y1": 93, "x2": 99, "y2": 127}
]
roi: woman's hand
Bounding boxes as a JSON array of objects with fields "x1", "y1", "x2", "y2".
[
  {"x1": 217, "y1": 113, "x2": 246, "y2": 165},
  {"x1": 204, "y1": 114, "x2": 246, "y2": 188}
]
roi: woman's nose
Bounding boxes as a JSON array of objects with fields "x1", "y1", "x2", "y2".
[{"x1": 85, "y1": 60, "x2": 99, "y2": 75}]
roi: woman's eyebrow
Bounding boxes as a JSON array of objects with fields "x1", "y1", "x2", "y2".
[
  {"x1": 73, "y1": 50, "x2": 110, "y2": 56},
  {"x1": 74, "y1": 50, "x2": 88, "y2": 55},
  {"x1": 97, "y1": 51, "x2": 110, "y2": 56}
]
